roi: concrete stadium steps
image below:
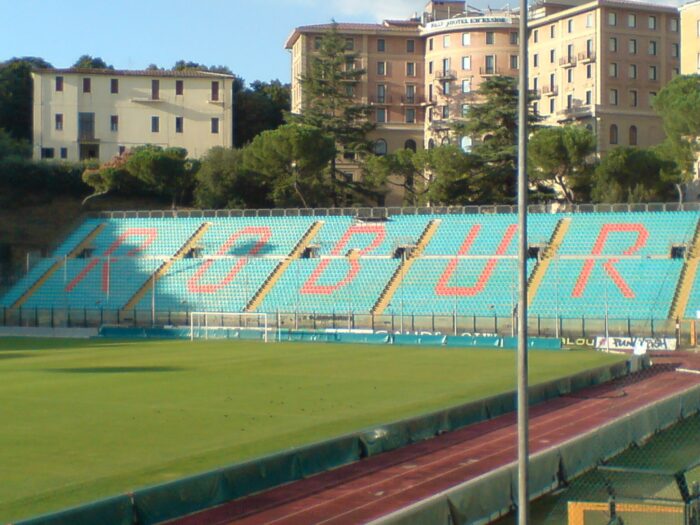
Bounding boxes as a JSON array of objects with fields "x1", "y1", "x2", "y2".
[
  {"x1": 245, "y1": 221, "x2": 323, "y2": 312},
  {"x1": 372, "y1": 219, "x2": 441, "y2": 316},
  {"x1": 121, "y1": 222, "x2": 212, "y2": 312},
  {"x1": 10, "y1": 222, "x2": 107, "y2": 309},
  {"x1": 670, "y1": 218, "x2": 700, "y2": 320},
  {"x1": 527, "y1": 217, "x2": 571, "y2": 308}
]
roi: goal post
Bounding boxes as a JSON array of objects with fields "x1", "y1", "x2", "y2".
[{"x1": 189, "y1": 312, "x2": 269, "y2": 342}]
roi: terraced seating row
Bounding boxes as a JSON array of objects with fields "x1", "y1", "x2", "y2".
[{"x1": 3, "y1": 211, "x2": 700, "y2": 320}]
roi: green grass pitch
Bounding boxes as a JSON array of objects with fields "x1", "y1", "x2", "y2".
[{"x1": 0, "y1": 337, "x2": 623, "y2": 522}]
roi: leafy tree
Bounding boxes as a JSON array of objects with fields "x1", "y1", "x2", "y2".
[
  {"x1": 172, "y1": 60, "x2": 232, "y2": 75},
  {"x1": 234, "y1": 79, "x2": 291, "y2": 147},
  {"x1": 420, "y1": 146, "x2": 484, "y2": 205},
  {"x1": 653, "y1": 75, "x2": 700, "y2": 178},
  {"x1": 292, "y1": 22, "x2": 374, "y2": 205},
  {"x1": 72, "y1": 55, "x2": 113, "y2": 69},
  {"x1": 126, "y1": 145, "x2": 196, "y2": 207},
  {"x1": 0, "y1": 57, "x2": 52, "y2": 141},
  {"x1": 591, "y1": 147, "x2": 680, "y2": 203},
  {"x1": 81, "y1": 150, "x2": 138, "y2": 204},
  {"x1": 456, "y1": 75, "x2": 539, "y2": 203},
  {"x1": 194, "y1": 147, "x2": 271, "y2": 209},
  {"x1": 528, "y1": 125, "x2": 596, "y2": 203},
  {"x1": 242, "y1": 124, "x2": 335, "y2": 207},
  {"x1": 0, "y1": 128, "x2": 31, "y2": 159}
]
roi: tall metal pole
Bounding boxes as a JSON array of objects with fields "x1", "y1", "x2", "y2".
[{"x1": 517, "y1": 0, "x2": 530, "y2": 522}]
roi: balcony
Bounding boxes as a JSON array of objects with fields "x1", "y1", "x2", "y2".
[
  {"x1": 434, "y1": 69, "x2": 457, "y2": 80},
  {"x1": 77, "y1": 132, "x2": 99, "y2": 143},
  {"x1": 401, "y1": 95, "x2": 425, "y2": 106},
  {"x1": 479, "y1": 67, "x2": 503, "y2": 76},
  {"x1": 541, "y1": 85, "x2": 558, "y2": 96},
  {"x1": 578, "y1": 51, "x2": 596, "y2": 63},
  {"x1": 131, "y1": 96, "x2": 163, "y2": 104},
  {"x1": 556, "y1": 104, "x2": 593, "y2": 121},
  {"x1": 369, "y1": 95, "x2": 393, "y2": 105},
  {"x1": 559, "y1": 56, "x2": 577, "y2": 68}
]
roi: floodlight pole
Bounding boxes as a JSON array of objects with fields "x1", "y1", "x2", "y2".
[{"x1": 517, "y1": 0, "x2": 530, "y2": 522}]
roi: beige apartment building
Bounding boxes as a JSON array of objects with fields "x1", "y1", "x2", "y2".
[
  {"x1": 32, "y1": 68, "x2": 234, "y2": 163},
  {"x1": 681, "y1": 0, "x2": 700, "y2": 74},
  {"x1": 529, "y1": 0, "x2": 680, "y2": 154}
]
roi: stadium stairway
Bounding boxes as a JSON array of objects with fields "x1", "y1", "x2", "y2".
[
  {"x1": 10, "y1": 221, "x2": 107, "y2": 309},
  {"x1": 527, "y1": 217, "x2": 571, "y2": 308},
  {"x1": 121, "y1": 222, "x2": 212, "y2": 312},
  {"x1": 245, "y1": 221, "x2": 324, "y2": 312},
  {"x1": 670, "y1": 218, "x2": 700, "y2": 319},
  {"x1": 372, "y1": 219, "x2": 441, "y2": 315}
]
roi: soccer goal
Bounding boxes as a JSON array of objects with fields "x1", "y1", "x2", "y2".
[{"x1": 189, "y1": 312, "x2": 269, "y2": 342}]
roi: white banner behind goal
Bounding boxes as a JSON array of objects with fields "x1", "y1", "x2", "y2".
[{"x1": 189, "y1": 312, "x2": 269, "y2": 342}]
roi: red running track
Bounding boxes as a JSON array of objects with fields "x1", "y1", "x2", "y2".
[{"x1": 170, "y1": 360, "x2": 700, "y2": 525}]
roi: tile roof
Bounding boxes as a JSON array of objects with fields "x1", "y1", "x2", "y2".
[{"x1": 32, "y1": 68, "x2": 234, "y2": 79}]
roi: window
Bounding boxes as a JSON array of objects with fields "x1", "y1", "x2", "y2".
[
  {"x1": 628, "y1": 14, "x2": 636, "y2": 28},
  {"x1": 698, "y1": 53, "x2": 700, "y2": 70},
  {"x1": 444, "y1": 81, "x2": 451, "y2": 95},
  {"x1": 377, "y1": 38, "x2": 385, "y2": 52},
  {"x1": 550, "y1": 49, "x2": 555, "y2": 63},
  {"x1": 534, "y1": 29, "x2": 539, "y2": 43},
  {"x1": 532, "y1": 101, "x2": 539, "y2": 115},
  {"x1": 462, "y1": 79, "x2": 471, "y2": 93},
  {"x1": 567, "y1": 68, "x2": 574, "y2": 83},
  {"x1": 462, "y1": 103, "x2": 470, "y2": 117},
  {"x1": 610, "y1": 124, "x2": 618, "y2": 144},
  {"x1": 428, "y1": 84, "x2": 433, "y2": 101},
  {"x1": 672, "y1": 43, "x2": 679, "y2": 58},
  {"x1": 608, "y1": 12, "x2": 617, "y2": 26},
  {"x1": 648, "y1": 15, "x2": 656, "y2": 30},
  {"x1": 629, "y1": 39, "x2": 637, "y2": 54},
  {"x1": 587, "y1": 64, "x2": 592, "y2": 78},
  {"x1": 629, "y1": 64, "x2": 637, "y2": 79},
  {"x1": 550, "y1": 24, "x2": 555, "y2": 38},
  {"x1": 630, "y1": 90, "x2": 638, "y2": 107},
  {"x1": 485, "y1": 55, "x2": 495, "y2": 74},
  {"x1": 405, "y1": 139, "x2": 417, "y2": 152},
  {"x1": 567, "y1": 93, "x2": 573, "y2": 109},
  {"x1": 110, "y1": 78, "x2": 119, "y2": 94},
  {"x1": 55, "y1": 113, "x2": 63, "y2": 131},
  {"x1": 586, "y1": 13, "x2": 593, "y2": 27},
  {"x1": 405, "y1": 84, "x2": 415, "y2": 103},
  {"x1": 377, "y1": 61, "x2": 386, "y2": 75},
  {"x1": 460, "y1": 136, "x2": 473, "y2": 153},
  {"x1": 670, "y1": 18, "x2": 678, "y2": 32},
  {"x1": 211, "y1": 117, "x2": 219, "y2": 134},
  {"x1": 407, "y1": 39, "x2": 415, "y2": 52},
  {"x1": 462, "y1": 56, "x2": 471, "y2": 70},
  {"x1": 673, "y1": 67, "x2": 680, "y2": 77},
  {"x1": 649, "y1": 66, "x2": 657, "y2": 80},
  {"x1": 609, "y1": 88, "x2": 618, "y2": 105},
  {"x1": 567, "y1": 44, "x2": 574, "y2": 61},
  {"x1": 510, "y1": 32, "x2": 518, "y2": 44},
  {"x1": 609, "y1": 63, "x2": 618, "y2": 77},
  {"x1": 567, "y1": 19, "x2": 573, "y2": 32},
  {"x1": 441, "y1": 137, "x2": 450, "y2": 146},
  {"x1": 428, "y1": 61, "x2": 433, "y2": 74},
  {"x1": 83, "y1": 78, "x2": 91, "y2": 93},
  {"x1": 372, "y1": 139, "x2": 388, "y2": 156},
  {"x1": 609, "y1": 37, "x2": 618, "y2": 52},
  {"x1": 377, "y1": 84, "x2": 386, "y2": 103},
  {"x1": 110, "y1": 115, "x2": 118, "y2": 132},
  {"x1": 549, "y1": 72, "x2": 556, "y2": 89},
  {"x1": 376, "y1": 108, "x2": 386, "y2": 123},
  {"x1": 443, "y1": 35, "x2": 450, "y2": 48},
  {"x1": 586, "y1": 39, "x2": 593, "y2": 57},
  {"x1": 41, "y1": 148, "x2": 54, "y2": 159},
  {"x1": 648, "y1": 40, "x2": 657, "y2": 56},
  {"x1": 585, "y1": 90, "x2": 592, "y2": 105},
  {"x1": 462, "y1": 33, "x2": 471, "y2": 46},
  {"x1": 510, "y1": 55, "x2": 519, "y2": 69},
  {"x1": 407, "y1": 62, "x2": 416, "y2": 76},
  {"x1": 405, "y1": 108, "x2": 416, "y2": 123},
  {"x1": 649, "y1": 91, "x2": 657, "y2": 105},
  {"x1": 151, "y1": 79, "x2": 159, "y2": 100},
  {"x1": 118, "y1": 146, "x2": 126, "y2": 155},
  {"x1": 533, "y1": 53, "x2": 539, "y2": 67},
  {"x1": 55, "y1": 76, "x2": 63, "y2": 92},
  {"x1": 60, "y1": 147, "x2": 67, "y2": 159},
  {"x1": 429, "y1": 38, "x2": 433, "y2": 51},
  {"x1": 533, "y1": 77, "x2": 539, "y2": 91},
  {"x1": 314, "y1": 37, "x2": 322, "y2": 50},
  {"x1": 628, "y1": 125, "x2": 638, "y2": 145},
  {"x1": 442, "y1": 57, "x2": 450, "y2": 71},
  {"x1": 486, "y1": 31, "x2": 494, "y2": 45},
  {"x1": 549, "y1": 98, "x2": 555, "y2": 113},
  {"x1": 176, "y1": 116, "x2": 183, "y2": 133},
  {"x1": 176, "y1": 80, "x2": 183, "y2": 95},
  {"x1": 151, "y1": 116, "x2": 159, "y2": 133},
  {"x1": 428, "y1": 139, "x2": 435, "y2": 149},
  {"x1": 211, "y1": 81, "x2": 219, "y2": 101},
  {"x1": 442, "y1": 105, "x2": 449, "y2": 119},
  {"x1": 345, "y1": 38, "x2": 354, "y2": 50}
]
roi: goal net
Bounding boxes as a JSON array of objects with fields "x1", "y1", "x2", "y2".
[{"x1": 189, "y1": 312, "x2": 269, "y2": 342}]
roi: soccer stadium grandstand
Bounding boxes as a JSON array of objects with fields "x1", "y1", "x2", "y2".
[{"x1": 2, "y1": 205, "x2": 699, "y2": 337}]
